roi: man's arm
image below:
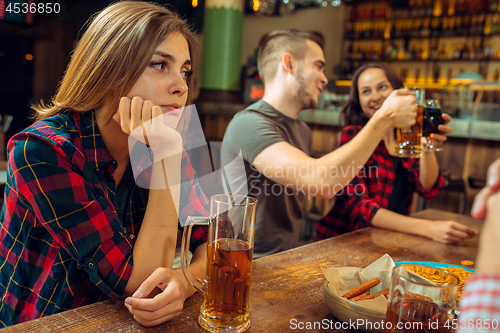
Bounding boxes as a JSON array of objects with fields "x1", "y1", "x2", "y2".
[{"x1": 252, "y1": 89, "x2": 418, "y2": 198}]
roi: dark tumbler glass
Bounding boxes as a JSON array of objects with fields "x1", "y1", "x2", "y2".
[{"x1": 423, "y1": 99, "x2": 445, "y2": 152}]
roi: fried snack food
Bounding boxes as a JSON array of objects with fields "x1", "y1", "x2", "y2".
[
  {"x1": 406, "y1": 265, "x2": 474, "y2": 301},
  {"x1": 352, "y1": 288, "x2": 389, "y2": 301},
  {"x1": 342, "y1": 277, "x2": 380, "y2": 299},
  {"x1": 442, "y1": 266, "x2": 474, "y2": 301},
  {"x1": 348, "y1": 290, "x2": 370, "y2": 301}
]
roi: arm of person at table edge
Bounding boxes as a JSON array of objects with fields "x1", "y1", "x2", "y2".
[
  {"x1": 371, "y1": 161, "x2": 476, "y2": 243},
  {"x1": 114, "y1": 97, "x2": 206, "y2": 297},
  {"x1": 122, "y1": 149, "x2": 209, "y2": 327},
  {"x1": 457, "y1": 187, "x2": 500, "y2": 332},
  {"x1": 252, "y1": 89, "x2": 417, "y2": 199},
  {"x1": 124, "y1": 244, "x2": 207, "y2": 327},
  {"x1": 126, "y1": 148, "x2": 209, "y2": 297}
]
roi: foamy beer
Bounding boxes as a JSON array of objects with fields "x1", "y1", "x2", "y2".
[
  {"x1": 181, "y1": 194, "x2": 257, "y2": 333},
  {"x1": 395, "y1": 87, "x2": 425, "y2": 158}
]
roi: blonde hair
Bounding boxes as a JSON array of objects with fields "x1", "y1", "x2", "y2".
[{"x1": 33, "y1": 1, "x2": 201, "y2": 122}]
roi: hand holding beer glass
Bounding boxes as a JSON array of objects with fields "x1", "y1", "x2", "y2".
[
  {"x1": 181, "y1": 194, "x2": 257, "y2": 333},
  {"x1": 395, "y1": 87, "x2": 425, "y2": 158},
  {"x1": 385, "y1": 264, "x2": 459, "y2": 333}
]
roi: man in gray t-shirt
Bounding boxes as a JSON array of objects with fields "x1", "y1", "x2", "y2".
[
  {"x1": 222, "y1": 29, "x2": 418, "y2": 257},
  {"x1": 223, "y1": 99, "x2": 311, "y2": 257}
]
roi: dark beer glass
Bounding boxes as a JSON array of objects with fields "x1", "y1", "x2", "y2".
[{"x1": 423, "y1": 99, "x2": 445, "y2": 152}]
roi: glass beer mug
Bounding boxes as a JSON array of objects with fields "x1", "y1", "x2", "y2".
[
  {"x1": 385, "y1": 264, "x2": 459, "y2": 333},
  {"x1": 395, "y1": 87, "x2": 425, "y2": 158},
  {"x1": 181, "y1": 194, "x2": 258, "y2": 333}
]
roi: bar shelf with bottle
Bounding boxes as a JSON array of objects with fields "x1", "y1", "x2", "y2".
[
  {"x1": 344, "y1": 15, "x2": 495, "y2": 41},
  {"x1": 340, "y1": 1, "x2": 500, "y2": 82}
]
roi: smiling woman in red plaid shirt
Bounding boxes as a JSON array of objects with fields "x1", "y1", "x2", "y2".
[
  {"x1": 0, "y1": 2, "x2": 209, "y2": 328},
  {"x1": 316, "y1": 63, "x2": 477, "y2": 244}
]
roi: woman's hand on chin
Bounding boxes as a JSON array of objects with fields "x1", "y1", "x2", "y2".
[{"x1": 114, "y1": 96, "x2": 183, "y2": 162}]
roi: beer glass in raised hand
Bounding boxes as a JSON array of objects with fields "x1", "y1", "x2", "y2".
[{"x1": 395, "y1": 87, "x2": 425, "y2": 158}]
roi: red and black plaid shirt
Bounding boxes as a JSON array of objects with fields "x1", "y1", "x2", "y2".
[
  {"x1": 316, "y1": 125, "x2": 445, "y2": 240},
  {"x1": 0, "y1": 112, "x2": 208, "y2": 327}
]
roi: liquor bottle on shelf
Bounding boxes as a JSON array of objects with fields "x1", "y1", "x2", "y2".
[
  {"x1": 490, "y1": 0, "x2": 499, "y2": 12},
  {"x1": 357, "y1": 46, "x2": 364, "y2": 60},
  {"x1": 363, "y1": 22, "x2": 372, "y2": 38},
  {"x1": 449, "y1": 17, "x2": 456, "y2": 36},
  {"x1": 433, "y1": 66, "x2": 441, "y2": 83},
  {"x1": 347, "y1": 44, "x2": 353, "y2": 60},
  {"x1": 410, "y1": 0, "x2": 418, "y2": 17},
  {"x1": 493, "y1": 69, "x2": 499, "y2": 81},
  {"x1": 421, "y1": 18, "x2": 431, "y2": 37},
  {"x1": 470, "y1": 42, "x2": 478, "y2": 60},
  {"x1": 397, "y1": 42, "x2": 406, "y2": 60},
  {"x1": 453, "y1": 43, "x2": 461, "y2": 60},
  {"x1": 376, "y1": 2, "x2": 388, "y2": 19},
  {"x1": 447, "y1": 0, "x2": 455, "y2": 16},
  {"x1": 433, "y1": 0, "x2": 443, "y2": 16},
  {"x1": 431, "y1": 41, "x2": 439, "y2": 60},
  {"x1": 384, "y1": 21, "x2": 392, "y2": 39},
  {"x1": 353, "y1": 23, "x2": 360, "y2": 39},
  {"x1": 442, "y1": 17, "x2": 449, "y2": 37},
  {"x1": 484, "y1": 14, "x2": 492, "y2": 35},
  {"x1": 492, "y1": 14, "x2": 499, "y2": 35},
  {"x1": 461, "y1": 15, "x2": 471, "y2": 36},
  {"x1": 345, "y1": 22, "x2": 354, "y2": 39},
  {"x1": 461, "y1": 43, "x2": 470, "y2": 60},
  {"x1": 477, "y1": 13, "x2": 486, "y2": 35},
  {"x1": 431, "y1": 17, "x2": 441, "y2": 37},
  {"x1": 423, "y1": 0, "x2": 432, "y2": 16},
  {"x1": 456, "y1": 0, "x2": 466, "y2": 15}
]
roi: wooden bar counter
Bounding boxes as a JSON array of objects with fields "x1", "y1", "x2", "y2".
[{"x1": 1, "y1": 209, "x2": 482, "y2": 332}]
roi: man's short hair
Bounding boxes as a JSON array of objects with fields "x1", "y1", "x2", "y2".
[{"x1": 257, "y1": 29, "x2": 324, "y2": 85}]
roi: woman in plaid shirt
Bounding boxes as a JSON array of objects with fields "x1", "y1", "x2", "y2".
[
  {"x1": 0, "y1": 1, "x2": 209, "y2": 328},
  {"x1": 316, "y1": 63, "x2": 476, "y2": 244}
]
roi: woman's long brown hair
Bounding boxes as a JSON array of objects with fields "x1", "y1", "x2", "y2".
[{"x1": 33, "y1": 1, "x2": 201, "y2": 122}]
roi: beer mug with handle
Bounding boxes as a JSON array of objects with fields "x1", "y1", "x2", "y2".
[
  {"x1": 385, "y1": 264, "x2": 459, "y2": 333},
  {"x1": 395, "y1": 87, "x2": 425, "y2": 158},
  {"x1": 181, "y1": 194, "x2": 258, "y2": 333}
]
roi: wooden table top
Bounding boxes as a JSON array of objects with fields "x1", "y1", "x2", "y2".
[{"x1": 1, "y1": 209, "x2": 482, "y2": 332}]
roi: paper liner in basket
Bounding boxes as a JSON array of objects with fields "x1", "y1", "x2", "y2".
[{"x1": 321, "y1": 253, "x2": 395, "y2": 313}]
